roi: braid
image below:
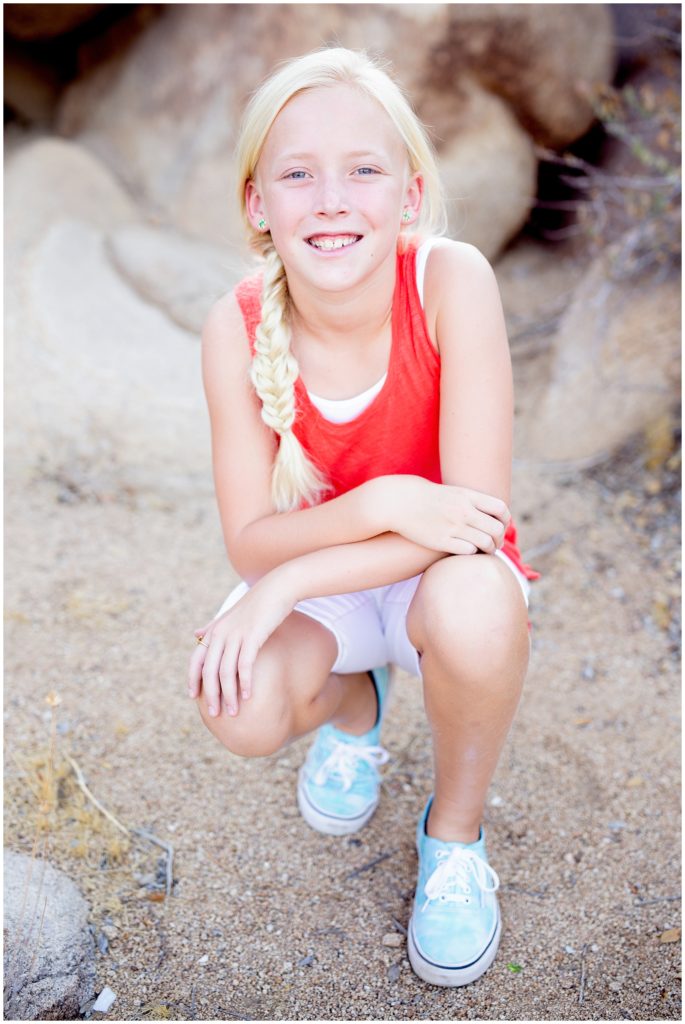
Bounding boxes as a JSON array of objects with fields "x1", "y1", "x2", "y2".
[{"x1": 250, "y1": 245, "x2": 331, "y2": 511}]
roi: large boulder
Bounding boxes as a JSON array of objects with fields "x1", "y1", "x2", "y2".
[
  {"x1": 426, "y1": 75, "x2": 538, "y2": 256},
  {"x1": 3, "y1": 849, "x2": 96, "y2": 1020},
  {"x1": 426, "y1": 3, "x2": 616, "y2": 147},
  {"x1": 517, "y1": 227, "x2": 680, "y2": 465},
  {"x1": 5, "y1": 138, "x2": 211, "y2": 494},
  {"x1": 54, "y1": 4, "x2": 615, "y2": 258}
]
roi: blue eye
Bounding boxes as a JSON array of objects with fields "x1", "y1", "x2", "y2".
[
  {"x1": 285, "y1": 170, "x2": 309, "y2": 180},
  {"x1": 355, "y1": 167, "x2": 379, "y2": 175}
]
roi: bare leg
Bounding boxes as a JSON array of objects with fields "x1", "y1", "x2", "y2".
[
  {"x1": 406, "y1": 555, "x2": 530, "y2": 843},
  {"x1": 197, "y1": 612, "x2": 377, "y2": 756}
]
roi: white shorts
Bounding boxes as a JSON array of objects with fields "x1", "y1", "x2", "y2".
[{"x1": 215, "y1": 549, "x2": 531, "y2": 681}]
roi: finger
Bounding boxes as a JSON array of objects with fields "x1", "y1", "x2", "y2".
[
  {"x1": 441, "y1": 537, "x2": 478, "y2": 556},
  {"x1": 471, "y1": 492, "x2": 510, "y2": 526},
  {"x1": 201, "y1": 638, "x2": 225, "y2": 718},
  {"x1": 451, "y1": 528, "x2": 498, "y2": 555},
  {"x1": 469, "y1": 510, "x2": 507, "y2": 549},
  {"x1": 188, "y1": 643, "x2": 207, "y2": 698},
  {"x1": 237, "y1": 637, "x2": 262, "y2": 702},
  {"x1": 219, "y1": 643, "x2": 240, "y2": 717}
]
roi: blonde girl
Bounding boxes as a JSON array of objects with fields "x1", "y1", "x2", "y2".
[{"x1": 188, "y1": 47, "x2": 539, "y2": 987}]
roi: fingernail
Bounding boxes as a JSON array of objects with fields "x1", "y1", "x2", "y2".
[
  {"x1": 209, "y1": 705, "x2": 217, "y2": 717},
  {"x1": 241, "y1": 690, "x2": 250, "y2": 701},
  {"x1": 229, "y1": 706, "x2": 237, "y2": 716}
]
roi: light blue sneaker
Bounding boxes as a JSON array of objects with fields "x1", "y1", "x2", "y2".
[
  {"x1": 297, "y1": 667, "x2": 390, "y2": 835},
  {"x1": 408, "y1": 797, "x2": 501, "y2": 986}
]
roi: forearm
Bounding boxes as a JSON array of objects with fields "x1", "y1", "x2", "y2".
[
  {"x1": 232, "y1": 475, "x2": 412, "y2": 583},
  {"x1": 275, "y1": 532, "x2": 450, "y2": 603}
]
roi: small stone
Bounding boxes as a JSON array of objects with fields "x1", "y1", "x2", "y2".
[
  {"x1": 490, "y1": 795, "x2": 504, "y2": 807},
  {"x1": 382, "y1": 933, "x2": 403, "y2": 948},
  {"x1": 609, "y1": 981, "x2": 622, "y2": 992},
  {"x1": 266, "y1": 924, "x2": 274, "y2": 933},
  {"x1": 101, "y1": 925, "x2": 118, "y2": 940},
  {"x1": 92, "y1": 988, "x2": 116, "y2": 1013},
  {"x1": 197, "y1": 954, "x2": 209, "y2": 965},
  {"x1": 283, "y1": 961, "x2": 293, "y2": 972},
  {"x1": 388, "y1": 963, "x2": 401, "y2": 982}
]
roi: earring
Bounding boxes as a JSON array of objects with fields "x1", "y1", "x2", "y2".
[
  {"x1": 402, "y1": 210, "x2": 412, "y2": 223},
  {"x1": 258, "y1": 218, "x2": 267, "y2": 230}
]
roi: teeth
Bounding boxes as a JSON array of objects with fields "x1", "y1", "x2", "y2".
[{"x1": 308, "y1": 235, "x2": 359, "y2": 250}]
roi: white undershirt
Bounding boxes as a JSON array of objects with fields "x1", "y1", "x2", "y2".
[{"x1": 307, "y1": 237, "x2": 441, "y2": 423}]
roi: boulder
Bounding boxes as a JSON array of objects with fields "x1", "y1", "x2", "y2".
[
  {"x1": 4, "y1": 3, "x2": 104, "y2": 40},
  {"x1": 425, "y1": 3, "x2": 616, "y2": 147},
  {"x1": 107, "y1": 222, "x2": 242, "y2": 334},
  {"x1": 54, "y1": 4, "x2": 615, "y2": 258},
  {"x1": 517, "y1": 228, "x2": 680, "y2": 465},
  {"x1": 425, "y1": 76, "x2": 537, "y2": 257},
  {"x1": 3, "y1": 849, "x2": 95, "y2": 1020},
  {"x1": 5, "y1": 138, "x2": 211, "y2": 495}
]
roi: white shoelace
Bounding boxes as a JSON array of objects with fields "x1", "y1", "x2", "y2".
[
  {"x1": 422, "y1": 846, "x2": 500, "y2": 911},
  {"x1": 313, "y1": 739, "x2": 389, "y2": 792}
]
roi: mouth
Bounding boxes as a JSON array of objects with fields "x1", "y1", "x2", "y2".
[{"x1": 306, "y1": 233, "x2": 363, "y2": 252}]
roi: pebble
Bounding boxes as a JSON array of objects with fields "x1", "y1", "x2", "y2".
[
  {"x1": 92, "y1": 988, "x2": 117, "y2": 1013},
  {"x1": 490, "y1": 795, "x2": 504, "y2": 807},
  {"x1": 382, "y1": 933, "x2": 403, "y2": 948},
  {"x1": 101, "y1": 925, "x2": 118, "y2": 940},
  {"x1": 197, "y1": 954, "x2": 209, "y2": 965}
]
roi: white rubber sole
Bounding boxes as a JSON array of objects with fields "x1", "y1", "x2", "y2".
[
  {"x1": 296, "y1": 768, "x2": 379, "y2": 836},
  {"x1": 407, "y1": 910, "x2": 501, "y2": 987}
]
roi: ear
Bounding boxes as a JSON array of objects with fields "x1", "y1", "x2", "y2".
[
  {"x1": 245, "y1": 179, "x2": 267, "y2": 231},
  {"x1": 401, "y1": 172, "x2": 424, "y2": 226}
]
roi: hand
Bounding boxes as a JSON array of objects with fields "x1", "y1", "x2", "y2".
[
  {"x1": 187, "y1": 569, "x2": 296, "y2": 719},
  {"x1": 387, "y1": 477, "x2": 511, "y2": 555}
]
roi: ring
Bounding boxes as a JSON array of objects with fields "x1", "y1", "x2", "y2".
[{"x1": 196, "y1": 635, "x2": 209, "y2": 648}]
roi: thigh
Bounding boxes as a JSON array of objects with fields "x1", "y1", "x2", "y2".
[{"x1": 215, "y1": 580, "x2": 388, "y2": 675}]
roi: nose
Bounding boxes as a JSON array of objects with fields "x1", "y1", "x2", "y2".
[{"x1": 315, "y1": 174, "x2": 350, "y2": 218}]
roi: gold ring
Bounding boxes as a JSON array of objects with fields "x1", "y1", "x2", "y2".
[{"x1": 196, "y1": 635, "x2": 209, "y2": 648}]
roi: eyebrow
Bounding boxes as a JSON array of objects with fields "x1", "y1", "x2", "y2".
[{"x1": 275, "y1": 150, "x2": 388, "y2": 163}]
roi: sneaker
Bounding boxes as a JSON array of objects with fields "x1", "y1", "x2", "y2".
[
  {"x1": 407, "y1": 797, "x2": 501, "y2": 987},
  {"x1": 297, "y1": 667, "x2": 390, "y2": 836}
]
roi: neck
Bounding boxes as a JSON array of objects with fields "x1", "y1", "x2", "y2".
[{"x1": 285, "y1": 246, "x2": 397, "y2": 347}]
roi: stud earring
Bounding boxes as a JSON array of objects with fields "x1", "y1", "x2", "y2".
[
  {"x1": 402, "y1": 210, "x2": 412, "y2": 223},
  {"x1": 258, "y1": 218, "x2": 267, "y2": 230}
]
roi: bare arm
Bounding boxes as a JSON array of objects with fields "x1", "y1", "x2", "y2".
[{"x1": 203, "y1": 291, "x2": 508, "y2": 583}]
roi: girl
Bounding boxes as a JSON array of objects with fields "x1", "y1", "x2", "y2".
[{"x1": 188, "y1": 47, "x2": 539, "y2": 988}]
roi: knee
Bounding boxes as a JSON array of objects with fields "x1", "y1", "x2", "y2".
[
  {"x1": 408, "y1": 555, "x2": 528, "y2": 663},
  {"x1": 196, "y1": 648, "x2": 292, "y2": 758}
]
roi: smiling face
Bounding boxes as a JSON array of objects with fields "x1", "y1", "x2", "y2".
[{"x1": 245, "y1": 83, "x2": 423, "y2": 296}]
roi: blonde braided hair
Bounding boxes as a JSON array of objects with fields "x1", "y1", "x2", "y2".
[
  {"x1": 236, "y1": 47, "x2": 448, "y2": 512},
  {"x1": 250, "y1": 244, "x2": 330, "y2": 511}
]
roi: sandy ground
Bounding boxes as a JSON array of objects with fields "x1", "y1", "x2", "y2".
[{"x1": 4, "y1": 411, "x2": 681, "y2": 1021}]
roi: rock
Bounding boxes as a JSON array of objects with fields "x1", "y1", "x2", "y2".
[
  {"x1": 427, "y1": 4, "x2": 616, "y2": 147},
  {"x1": 4, "y1": 139, "x2": 211, "y2": 496},
  {"x1": 4, "y1": 4, "x2": 103, "y2": 40},
  {"x1": 107, "y1": 223, "x2": 241, "y2": 334},
  {"x1": 54, "y1": 5, "x2": 613, "y2": 259},
  {"x1": 518, "y1": 229, "x2": 680, "y2": 466},
  {"x1": 426, "y1": 76, "x2": 537, "y2": 257},
  {"x1": 3, "y1": 849, "x2": 95, "y2": 1020},
  {"x1": 382, "y1": 933, "x2": 403, "y2": 947}
]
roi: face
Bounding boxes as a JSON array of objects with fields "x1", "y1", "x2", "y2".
[{"x1": 245, "y1": 83, "x2": 423, "y2": 295}]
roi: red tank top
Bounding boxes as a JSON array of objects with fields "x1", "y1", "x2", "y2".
[{"x1": 235, "y1": 237, "x2": 539, "y2": 581}]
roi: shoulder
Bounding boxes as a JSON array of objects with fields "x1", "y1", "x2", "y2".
[
  {"x1": 422, "y1": 239, "x2": 503, "y2": 353},
  {"x1": 200, "y1": 287, "x2": 255, "y2": 395},
  {"x1": 423, "y1": 237, "x2": 496, "y2": 291}
]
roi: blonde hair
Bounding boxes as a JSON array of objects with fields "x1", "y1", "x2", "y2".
[{"x1": 236, "y1": 47, "x2": 448, "y2": 512}]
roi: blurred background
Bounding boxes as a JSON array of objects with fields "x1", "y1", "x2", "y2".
[{"x1": 4, "y1": 5, "x2": 682, "y2": 1022}]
